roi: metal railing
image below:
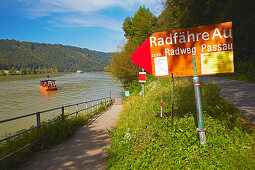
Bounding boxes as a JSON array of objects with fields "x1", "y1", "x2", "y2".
[{"x1": 0, "y1": 96, "x2": 111, "y2": 161}]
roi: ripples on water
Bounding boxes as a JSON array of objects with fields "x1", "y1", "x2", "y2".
[{"x1": 0, "y1": 72, "x2": 123, "y2": 137}]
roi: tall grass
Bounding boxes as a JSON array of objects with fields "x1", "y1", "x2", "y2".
[
  {"x1": 106, "y1": 77, "x2": 255, "y2": 169},
  {"x1": 0, "y1": 102, "x2": 110, "y2": 169}
]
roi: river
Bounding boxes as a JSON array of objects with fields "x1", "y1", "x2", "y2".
[{"x1": 0, "y1": 72, "x2": 123, "y2": 137}]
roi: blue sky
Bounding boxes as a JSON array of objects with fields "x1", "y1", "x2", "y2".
[{"x1": 0, "y1": 0, "x2": 162, "y2": 52}]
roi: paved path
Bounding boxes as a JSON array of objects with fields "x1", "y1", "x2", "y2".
[
  {"x1": 200, "y1": 76, "x2": 255, "y2": 121},
  {"x1": 19, "y1": 99, "x2": 123, "y2": 170}
]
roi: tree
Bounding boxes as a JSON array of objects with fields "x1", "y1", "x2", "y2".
[
  {"x1": 107, "y1": 41, "x2": 140, "y2": 88},
  {"x1": 107, "y1": 6, "x2": 157, "y2": 87},
  {"x1": 123, "y1": 6, "x2": 157, "y2": 45},
  {"x1": 157, "y1": 0, "x2": 219, "y2": 31}
]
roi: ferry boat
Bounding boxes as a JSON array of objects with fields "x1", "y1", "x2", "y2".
[{"x1": 40, "y1": 79, "x2": 58, "y2": 91}]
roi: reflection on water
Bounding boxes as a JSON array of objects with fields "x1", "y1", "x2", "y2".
[
  {"x1": 0, "y1": 72, "x2": 123, "y2": 137},
  {"x1": 40, "y1": 89, "x2": 58, "y2": 98}
]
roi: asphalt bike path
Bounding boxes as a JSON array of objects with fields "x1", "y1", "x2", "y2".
[{"x1": 200, "y1": 76, "x2": 255, "y2": 121}]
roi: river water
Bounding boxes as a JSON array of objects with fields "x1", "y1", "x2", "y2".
[{"x1": 0, "y1": 72, "x2": 123, "y2": 137}]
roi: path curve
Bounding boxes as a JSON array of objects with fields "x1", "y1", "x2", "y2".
[
  {"x1": 19, "y1": 100, "x2": 123, "y2": 170},
  {"x1": 200, "y1": 76, "x2": 255, "y2": 121}
]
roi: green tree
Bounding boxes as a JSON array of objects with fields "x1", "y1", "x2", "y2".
[
  {"x1": 157, "y1": 0, "x2": 219, "y2": 31},
  {"x1": 123, "y1": 6, "x2": 157, "y2": 45},
  {"x1": 20, "y1": 68, "x2": 26, "y2": 74},
  {"x1": 26, "y1": 67, "x2": 31, "y2": 74},
  {"x1": 107, "y1": 41, "x2": 140, "y2": 88},
  {"x1": 108, "y1": 6, "x2": 157, "y2": 87},
  {"x1": 9, "y1": 67, "x2": 17, "y2": 74},
  {"x1": 31, "y1": 67, "x2": 36, "y2": 74}
]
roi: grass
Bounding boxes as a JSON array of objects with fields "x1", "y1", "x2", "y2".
[
  {"x1": 106, "y1": 77, "x2": 255, "y2": 169},
  {"x1": 0, "y1": 102, "x2": 111, "y2": 169}
]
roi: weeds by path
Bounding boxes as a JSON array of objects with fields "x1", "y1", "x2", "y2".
[{"x1": 107, "y1": 78, "x2": 255, "y2": 169}]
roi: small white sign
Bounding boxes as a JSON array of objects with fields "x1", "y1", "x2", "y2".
[{"x1": 154, "y1": 57, "x2": 169, "y2": 76}]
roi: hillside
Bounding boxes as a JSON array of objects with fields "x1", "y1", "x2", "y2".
[{"x1": 0, "y1": 39, "x2": 112, "y2": 72}]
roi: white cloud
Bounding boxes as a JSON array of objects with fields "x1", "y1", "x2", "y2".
[
  {"x1": 18, "y1": 0, "x2": 161, "y2": 16},
  {"x1": 59, "y1": 15, "x2": 123, "y2": 31},
  {"x1": 16, "y1": 0, "x2": 162, "y2": 31}
]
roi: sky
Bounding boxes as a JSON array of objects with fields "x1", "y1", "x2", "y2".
[{"x1": 0, "y1": 0, "x2": 162, "y2": 52}]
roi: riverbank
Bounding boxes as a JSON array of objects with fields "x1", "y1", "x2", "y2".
[{"x1": 106, "y1": 77, "x2": 255, "y2": 169}]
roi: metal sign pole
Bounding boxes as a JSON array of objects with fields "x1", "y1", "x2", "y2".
[
  {"x1": 192, "y1": 57, "x2": 206, "y2": 146},
  {"x1": 122, "y1": 90, "x2": 124, "y2": 103},
  {"x1": 160, "y1": 77, "x2": 163, "y2": 118},
  {"x1": 171, "y1": 73, "x2": 174, "y2": 131},
  {"x1": 142, "y1": 69, "x2": 145, "y2": 98},
  {"x1": 142, "y1": 83, "x2": 144, "y2": 98}
]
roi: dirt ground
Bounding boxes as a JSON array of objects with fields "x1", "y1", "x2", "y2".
[{"x1": 19, "y1": 99, "x2": 123, "y2": 170}]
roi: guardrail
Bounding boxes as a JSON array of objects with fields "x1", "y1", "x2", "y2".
[{"x1": 0, "y1": 97, "x2": 111, "y2": 161}]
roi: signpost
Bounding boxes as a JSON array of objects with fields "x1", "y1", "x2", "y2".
[
  {"x1": 192, "y1": 57, "x2": 206, "y2": 146},
  {"x1": 131, "y1": 22, "x2": 234, "y2": 146},
  {"x1": 160, "y1": 77, "x2": 163, "y2": 118},
  {"x1": 131, "y1": 22, "x2": 233, "y2": 78}
]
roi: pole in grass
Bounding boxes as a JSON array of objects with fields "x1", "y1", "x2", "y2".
[
  {"x1": 160, "y1": 77, "x2": 163, "y2": 118},
  {"x1": 110, "y1": 91, "x2": 112, "y2": 104},
  {"x1": 192, "y1": 57, "x2": 206, "y2": 146},
  {"x1": 122, "y1": 90, "x2": 124, "y2": 102},
  {"x1": 171, "y1": 73, "x2": 174, "y2": 131},
  {"x1": 139, "y1": 69, "x2": 146, "y2": 98}
]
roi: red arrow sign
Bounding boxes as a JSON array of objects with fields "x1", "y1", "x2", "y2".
[
  {"x1": 131, "y1": 22, "x2": 234, "y2": 78},
  {"x1": 131, "y1": 38, "x2": 152, "y2": 74}
]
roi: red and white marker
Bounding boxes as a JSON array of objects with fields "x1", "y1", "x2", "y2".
[{"x1": 139, "y1": 72, "x2": 146, "y2": 83}]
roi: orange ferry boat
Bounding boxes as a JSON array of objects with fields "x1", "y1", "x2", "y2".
[{"x1": 40, "y1": 79, "x2": 58, "y2": 91}]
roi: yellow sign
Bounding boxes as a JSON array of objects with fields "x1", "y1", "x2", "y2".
[{"x1": 201, "y1": 51, "x2": 234, "y2": 74}]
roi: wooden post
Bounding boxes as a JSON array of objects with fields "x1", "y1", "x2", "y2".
[
  {"x1": 85, "y1": 102, "x2": 88, "y2": 116},
  {"x1": 92, "y1": 101, "x2": 94, "y2": 113},
  {"x1": 61, "y1": 107, "x2": 65, "y2": 120},
  {"x1": 36, "y1": 112, "x2": 41, "y2": 149},
  {"x1": 76, "y1": 104, "x2": 79, "y2": 120}
]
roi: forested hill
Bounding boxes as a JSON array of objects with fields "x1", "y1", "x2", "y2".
[{"x1": 0, "y1": 39, "x2": 113, "y2": 72}]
